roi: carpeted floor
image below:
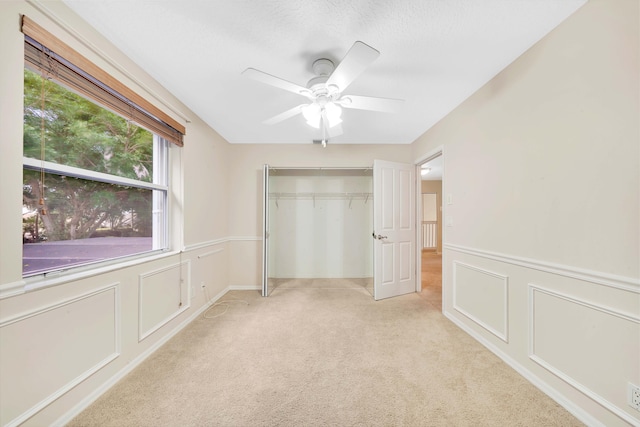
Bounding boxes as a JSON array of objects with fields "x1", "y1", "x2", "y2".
[{"x1": 68, "y1": 273, "x2": 581, "y2": 427}]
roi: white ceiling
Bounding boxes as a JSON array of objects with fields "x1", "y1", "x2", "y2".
[{"x1": 62, "y1": 0, "x2": 586, "y2": 145}]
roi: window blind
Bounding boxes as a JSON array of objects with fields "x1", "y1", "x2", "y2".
[{"x1": 21, "y1": 15, "x2": 185, "y2": 147}]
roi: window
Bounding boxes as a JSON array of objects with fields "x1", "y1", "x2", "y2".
[{"x1": 21, "y1": 17, "x2": 183, "y2": 277}]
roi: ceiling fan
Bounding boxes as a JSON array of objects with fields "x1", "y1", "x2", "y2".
[{"x1": 242, "y1": 41, "x2": 404, "y2": 144}]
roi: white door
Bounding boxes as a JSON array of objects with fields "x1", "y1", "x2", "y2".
[
  {"x1": 262, "y1": 164, "x2": 270, "y2": 296},
  {"x1": 373, "y1": 159, "x2": 416, "y2": 300}
]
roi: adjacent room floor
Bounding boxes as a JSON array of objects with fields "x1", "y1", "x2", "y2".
[{"x1": 421, "y1": 250, "x2": 442, "y2": 308}]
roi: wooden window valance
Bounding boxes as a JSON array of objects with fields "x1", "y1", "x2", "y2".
[{"x1": 21, "y1": 15, "x2": 185, "y2": 146}]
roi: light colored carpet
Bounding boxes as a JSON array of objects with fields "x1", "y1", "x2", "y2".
[{"x1": 68, "y1": 279, "x2": 582, "y2": 427}]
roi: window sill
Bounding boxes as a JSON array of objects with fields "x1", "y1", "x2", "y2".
[{"x1": 1, "y1": 249, "x2": 179, "y2": 300}]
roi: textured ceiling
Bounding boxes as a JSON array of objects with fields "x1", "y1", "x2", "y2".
[{"x1": 62, "y1": 0, "x2": 586, "y2": 145}]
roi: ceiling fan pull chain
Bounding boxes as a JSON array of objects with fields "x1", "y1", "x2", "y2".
[{"x1": 321, "y1": 114, "x2": 328, "y2": 148}]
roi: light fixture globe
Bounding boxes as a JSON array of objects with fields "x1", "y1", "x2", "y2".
[
  {"x1": 324, "y1": 102, "x2": 343, "y2": 127},
  {"x1": 302, "y1": 101, "x2": 342, "y2": 129},
  {"x1": 302, "y1": 103, "x2": 321, "y2": 128}
]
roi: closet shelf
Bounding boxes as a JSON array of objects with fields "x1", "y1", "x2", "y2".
[{"x1": 269, "y1": 192, "x2": 373, "y2": 200}]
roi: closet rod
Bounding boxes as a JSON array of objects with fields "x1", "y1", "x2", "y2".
[
  {"x1": 269, "y1": 167, "x2": 371, "y2": 170},
  {"x1": 268, "y1": 167, "x2": 372, "y2": 176},
  {"x1": 269, "y1": 192, "x2": 373, "y2": 198}
]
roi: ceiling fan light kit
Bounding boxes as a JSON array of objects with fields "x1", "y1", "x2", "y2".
[
  {"x1": 302, "y1": 102, "x2": 342, "y2": 129},
  {"x1": 242, "y1": 41, "x2": 404, "y2": 144}
]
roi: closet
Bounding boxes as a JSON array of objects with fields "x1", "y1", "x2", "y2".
[{"x1": 263, "y1": 166, "x2": 373, "y2": 295}]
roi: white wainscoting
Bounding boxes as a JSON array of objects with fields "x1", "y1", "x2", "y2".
[
  {"x1": 0, "y1": 283, "x2": 120, "y2": 427},
  {"x1": 452, "y1": 261, "x2": 509, "y2": 342},
  {"x1": 445, "y1": 244, "x2": 640, "y2": 426},
  {"x1": 445, "y1": 243, "x2": 639, "y2": 292},
  {"x1": 529, "y1": 285, "x2": 640, "y2": 426},
  {"x1": 138, "y1": 260, "x2": 191, "y2": 342},
  {"x1": 197, "y1": 248, "x2": 225, "y2": 259},
  {"x1": 183, "y1": 237, "x2": 229, "y2": 252}
]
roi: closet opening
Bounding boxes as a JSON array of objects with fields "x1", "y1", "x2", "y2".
[{"x1": 262, "y1": 166, "x2": 373, "y2": 297}]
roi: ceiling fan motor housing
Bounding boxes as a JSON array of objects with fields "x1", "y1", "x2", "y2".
[
  {"x1": 312, "y1": 58, "x2": 334, "y2": 76},
  {"x1": 308, "y1": 58, "x2": 340, "y2": 96}
]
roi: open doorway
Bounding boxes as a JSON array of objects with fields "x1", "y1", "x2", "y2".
[{"x1": 418, "y1": 154, "x2": 443, "y2": 308}]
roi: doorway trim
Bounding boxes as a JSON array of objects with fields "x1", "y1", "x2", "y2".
[{"x1": 414, "y1": 146, "x2": 444, "y2": 300}]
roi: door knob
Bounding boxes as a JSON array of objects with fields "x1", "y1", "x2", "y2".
[{"x1": 372, "y1": 232, "x2": 388, "y2": 240}]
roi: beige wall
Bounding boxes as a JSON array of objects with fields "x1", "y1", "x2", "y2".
[
  {"x1": 412, "y1": 0, "x2": 639, "y2": 425},
  {"x1": 413, "y1": 0, "x2": 638, "y2": 278},
  {"x1": 421, "y1": 180, "x2": 443, "y2": 253},
  {"x1": 182, "y1": 118, "x2": 230, "y2": 248},
  {"x1": 225, "y1": 143, "x2": 412, "y2": 286},
  {"x1": 227, "y1": 143, "x2": 412, "y2": 236},
  {"x1": 0, "y1": 2, "x2": 231, "y2": 425}
]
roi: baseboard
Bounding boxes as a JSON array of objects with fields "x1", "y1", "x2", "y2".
[
  {"x1": 53, "y1": 286, "x2": 230, "y2": 427},
  {"x1": 443, "y1": 309, "x2": 605, "y2": 427}
]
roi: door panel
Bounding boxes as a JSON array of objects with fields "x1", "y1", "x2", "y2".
[
  {"x1": 373, "y1": 160, "x2": 416, "y2": 300},
  {"x1": 399, "y1": 168, "x2": 412, "y2": 230},
  {"x1": 382, "y1": 242, "x2": 394, "y2": 284},
  {"x1": 381, "y1": 168, "x2": 394, "y2": 230},
  {"x1": 399, "y1": 241, "x2": 412, "y2": 281}
]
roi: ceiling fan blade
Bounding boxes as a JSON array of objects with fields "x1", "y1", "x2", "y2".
[
  {"x1": 263, "y1": 104, "x2": 307, "y2": 125},
  {"x1": 326, "y1": 41, "x2": 380, "y2": 92},
  {"x1": 242, "y1": 68, "x2": 313, "y2": 99},
  {"x1": 328, "y1": 123, "x2": 343, "y2": 138},
  {"x1": 338, "y1": 95, "x2": 404, "y2": 113}
]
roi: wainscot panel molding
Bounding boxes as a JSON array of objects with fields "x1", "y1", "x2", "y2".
[
  {"x1": 528, "y1": 284, "x2": 640, "y2": 426},
  {"x1": 183, "y1": 236, "x2": 261, "y2": 252},
  {"x1": 0, "y1": 283, "x2": 120, "y2": 427},
  {"x1": 138, "y1": 260, "x2": 191, "y2": 341},
  {"x1": 443, "y1": 309, "x2": 603, "y2": 427},
  {"x1": 445, "y1": 244, "x2": 640, "y2": 292},
  {"x1": 53, "y1": 284, "x2": 230, "y2": 427},
  {"x1": 444, "y1": 245, "x2": 639, "y2": 425},
  {"x1": 197, "y1": 248, "x2": 225, "y2": 259},
  {"x1": 183, "y1": 237, "x2": 227, "y2": 252},
  {"x1": 452, "y1": 261, "x2": 509, "y2": 342}
]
